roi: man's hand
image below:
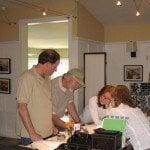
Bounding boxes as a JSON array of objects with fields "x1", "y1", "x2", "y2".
[
  {"x1": 29, "y1": 131, "x2": 43, "y2": 142},
  {"x1": 52, "y1": 114, "x2": 66, "y2": 129},
  {"x1": 67, "y1": 102, "x2": 81, "y2": 123},
  {"x1": 52, "y1": 126, "x2": 59, "y2": 135},
  {"x1": 65, "y1": 120, "x2": 74, "y2": 130},
  {"x1": 18, "y1": 103, "x2": 43, "y2": 142}
]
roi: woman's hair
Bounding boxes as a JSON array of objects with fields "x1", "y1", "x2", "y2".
[
  {"x1": 97, "y1": 85, "x2": 115, "y2": 108},
  {"x1": 112, "y1": 85, "x2": 137, "y2": 108}
]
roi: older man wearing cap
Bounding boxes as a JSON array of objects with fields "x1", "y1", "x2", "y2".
[{"x1": 52, "y1": 68, "x2": 84, "y2": 129}]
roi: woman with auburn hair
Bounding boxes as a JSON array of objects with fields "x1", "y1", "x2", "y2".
[
  {"x1": 80, "y1": 85, "x2": 115, "y2": 127},
  {"x1": 108, "y1": 85, "x2": 150, "y2": 150}
]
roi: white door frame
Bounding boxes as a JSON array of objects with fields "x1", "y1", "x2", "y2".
[
  {"x1": 19, "y1": 16, "x2": 81, "y2": 111},
  {"x1": 19, "y1": 16, "x2": 73, "y2": 72}
]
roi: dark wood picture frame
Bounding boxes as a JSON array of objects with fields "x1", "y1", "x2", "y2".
[
  {"x1": 0, "y1": 58, "x2": 11, "y2": 74},
  {"x1": 124, "y1": 65, "x2": 143, "y2": 82},
  {"x1": 0, "y1": 78, "x2": 11, "y2": 94}
]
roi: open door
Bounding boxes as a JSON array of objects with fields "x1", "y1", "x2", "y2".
[{"x1": 84, "y1": 52, "x2": 106, "y2": 106}]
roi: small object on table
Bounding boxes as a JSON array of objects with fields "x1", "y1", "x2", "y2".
[
  {"x1": 73, "y1": 123, "x2": 80, "y2": 132},
  {"x1": 56, "y1": 133, "x2": 66, "y2": 141},
  {"x1": 81, "y1": 126, "x2": 89, "y2": 134},
  {"x1": 65, "y1": 121, "x2": 74, "y2": 137}
]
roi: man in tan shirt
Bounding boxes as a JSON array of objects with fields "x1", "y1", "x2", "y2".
[{"x1": 16, "y1": 49, "x2": 60, "y2": 145}]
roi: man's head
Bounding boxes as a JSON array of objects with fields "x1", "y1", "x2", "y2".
[
  {"x1": 63, "y1": 68, "x2": 84, "y2": 91},
  {"x1": 38, "y1": 49, "x2": 60, "y2": 76}
]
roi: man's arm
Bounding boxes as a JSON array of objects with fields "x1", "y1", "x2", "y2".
[
  {"x1": 67, "y1": 101, "x2": 80, "y2": 123},
  {"x1": 18, "y1": 103, "x2": 42, "y2": 142},
  {"x1": 52, "y1": 114, "x2": 66, "y2": 129}
]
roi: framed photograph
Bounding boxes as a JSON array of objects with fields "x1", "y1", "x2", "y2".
[
  {"x1": 0, "y1": 78, "x2": 11, "y2": 94},
  {"x1": 0, "y1": 58, "x2": 11, "y2": 74},
  {"x1": 124, "y1": 65, "x2": 143, "y2": 82}
]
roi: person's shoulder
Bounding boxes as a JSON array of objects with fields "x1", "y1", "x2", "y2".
[
  {"x1": 19, "y1": 69, "x2": 35, "y2": 80},
  {"x1": 52, "y1": 76, "x2": 60, "y2": 82},
  {"x1": 51, "y1": 76, "x2": 62, "y2": 90},
  {"x1": 89, "y1": 96, "x2": 97, "y2": 101},
  {"x1": 89, "y1": 96, "x2": 97, "y2": 104},
  {"x1": 51, "y1": 76, "x2": 61, "y2": 85}
]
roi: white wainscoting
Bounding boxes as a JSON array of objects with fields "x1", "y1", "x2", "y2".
[
  {"x1": 0, "y1": 41, "x2": 21, "y2": 138},
  {"x1": 70, "y1": 37, "x2": 104, "y2": 113},
  {"x1": 105, "y1": 41, "x2": 150, "y2": 87}
]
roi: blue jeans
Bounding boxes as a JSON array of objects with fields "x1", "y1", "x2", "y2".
[
  {"x1": 20, "y1": 135, "x2": 53, "y2": 145},
  {"x1": 20, "y1": 137, "x2": 32, "y2": 145}
]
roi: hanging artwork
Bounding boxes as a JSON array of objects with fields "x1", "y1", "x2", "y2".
[
  {"x1": 0, "y1": 78, "x2": 11, "y2": 94},
  {"x1": 124, "y1": 65, "x2": 143, "y2": 82},
  {"x1": 0, "y1": 58, "x2": 11, "y2": 74}
]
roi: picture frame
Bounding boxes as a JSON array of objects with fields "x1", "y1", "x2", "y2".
[
  {"x1": 0, "y1": 58, "x2": 11, "y2": 74},
  {"x1": 124, "y1": 65, "x2": 143, "y2": 82},
  {"x1": 0, "y1": 78, "x2": 11, "y2": 94}
]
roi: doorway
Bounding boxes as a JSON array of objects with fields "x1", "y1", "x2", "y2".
[
  {"x1": 19, "y1": 16, "x2": 81, "y2": 113},
  {"x1": 28, "y1": 20, "x2": 69, "y2": 78},
  {"x1": 19, "y1": 16, "x2": 72, "y2": 75}
]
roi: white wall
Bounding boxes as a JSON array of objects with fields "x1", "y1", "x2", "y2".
[
  {"x1": 70, "y1": 37, "x2": 104, "y2": 113},
  {"x1": 0, "y1": 41, "x2": 21, "y2": 138},
  {"x1": 1, "y1": 40, "x2": 149, "y2": 138},
  {"x1": 105, "y1": 41, "x2": 150, "y2": 87},
  {"x1": 0, "y1": 37, "x2": 104, "y2": 138}
]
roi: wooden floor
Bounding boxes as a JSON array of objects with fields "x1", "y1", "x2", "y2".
[{"x1": 0, "y1": 137, "x2": 33, "y2": 150}]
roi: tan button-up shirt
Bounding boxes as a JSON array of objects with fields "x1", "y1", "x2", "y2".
[{"x1": 16, "y1": 66, "x2": 52, "y2": 138}]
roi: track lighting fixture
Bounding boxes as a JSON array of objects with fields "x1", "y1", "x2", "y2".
[
  {"x1": 136, "y1": 11, "x2": 140, "y2": 16},
  {"x1": 116, "y1": 1, "x2": 122, "y2": 6},
  {"x1": 42, "y1": 11, "x2": 47, "y2": 16},
  {"x1": 116, "y1": 0, "x2": 143, "y2": 17}
]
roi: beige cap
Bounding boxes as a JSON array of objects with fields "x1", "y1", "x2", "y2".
[{"x1": 67, "y1": 68, "x2": 85, "y2": 86}]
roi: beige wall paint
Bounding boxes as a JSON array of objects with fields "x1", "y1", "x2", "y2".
[
  {"x1": 0, "y1": 24, "x2": 19, "y2": 41},
  {"x1": 77, "y1": 2, "x2": 104, "y2": 42},
  {"x1": 28, "y1": 48, "x2": 68, "y2": 58},
  {"x1": 1, "y1": 1, "x2": 150, "y2": 43},
  {"x1": 0, "y1": 0, "x2": 74, "y2": 41},
  {"x1": 105, "y1": 24, "x2": 150, "y2": 42},
  {"x1": 0, "y1": 1, "x2": 104, "y2": 42}
]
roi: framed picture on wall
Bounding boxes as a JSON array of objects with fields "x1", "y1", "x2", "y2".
[
  {"x1": 124, "y1": 65, "x2": 143, "y2": 82},
  {"x1": 0, "y1": 58, "x2": 11, "y2": 74},
  {"x1": 0, "y1": 78, "x2": 11, "y2": 94}
]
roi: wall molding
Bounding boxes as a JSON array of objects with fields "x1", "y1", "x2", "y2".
[
  {"x1": 0, "y1": 41, "x2": 19, "y2": 44},
  {"x1": 73, "y1": 37, "x2": 104, "y2": 45}
]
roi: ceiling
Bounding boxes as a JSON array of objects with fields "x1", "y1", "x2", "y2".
[
  {"x1": 80, "y1": 0, "x2": 150, "y2": 25},
  {"x1": 1, "y1": 0, "x2": 150, "y2": 48},
  {"x1": 1, "y1": 0, "x2": 149, "y2": 25},
  {"x1": 0, "y1": 0, "x2": 53, "y2": 8}
]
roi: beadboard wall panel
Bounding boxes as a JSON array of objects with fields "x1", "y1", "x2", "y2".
[{"x1": 0, "y1": 41, "x2": 21, "y2": 138}]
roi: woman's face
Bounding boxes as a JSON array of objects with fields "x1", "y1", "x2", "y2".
[
  {"x1": 99, "y1": 92, "x2": 112, "y2": 106},
  {"x1": 110, "y1": 98, "x2": 115, "y2": 107}
]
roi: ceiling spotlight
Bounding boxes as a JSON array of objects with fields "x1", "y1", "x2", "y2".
[
  {"x1": 42, "y1": 8, "x2": 47, "y2": 16},
  {"x1": 42, "y1": 11, "x2": 47, "y2": 16},
  {"x1": 116, "y1": 1, "x2": 122, "y2": 6},
  {"x1": 136, "y1": 11, "x2": 140, "y2": 16},
  {"x1": 1, "y1": 6, "x2": 6, "y2": 11}
]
